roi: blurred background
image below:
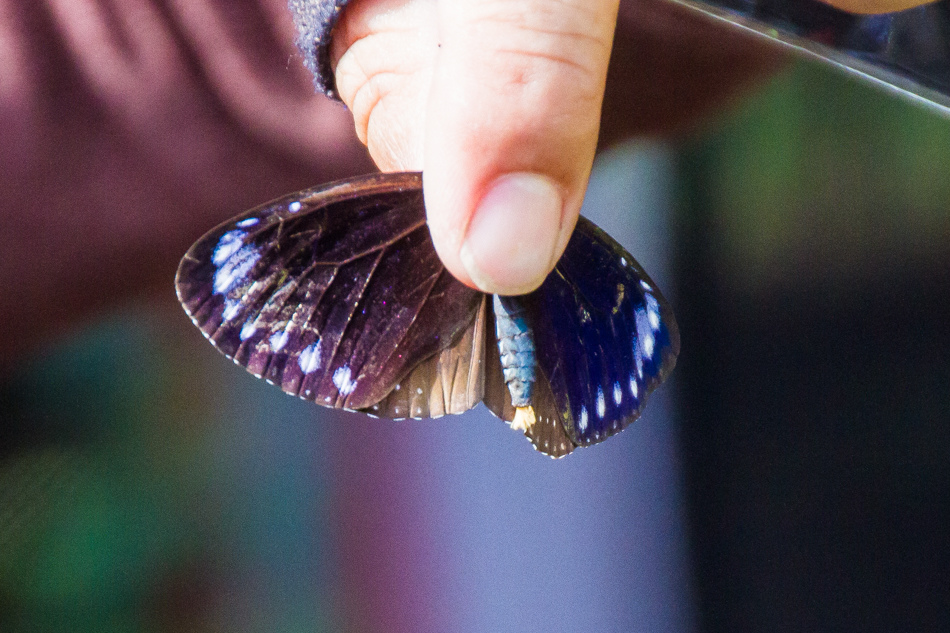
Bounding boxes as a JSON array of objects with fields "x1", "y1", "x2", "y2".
[{"x1": 2, "y1": 39, "x2": 950, "y2": 633}]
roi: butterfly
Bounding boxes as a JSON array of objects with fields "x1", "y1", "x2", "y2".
[{"x1": 175, "y1": 172, "x2": 679, "y2": 457}]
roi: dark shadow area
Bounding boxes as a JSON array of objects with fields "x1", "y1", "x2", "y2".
[{"x1": 677, "y1": 62, "x2": 950, "y2": 632}]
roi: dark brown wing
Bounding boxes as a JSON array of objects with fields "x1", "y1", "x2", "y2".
[{"x1": 363, "y1": 295, "x2": 488, "y2": 419}]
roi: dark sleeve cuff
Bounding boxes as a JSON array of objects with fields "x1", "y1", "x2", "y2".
[{"x1": 287, "y1": 0, "x2": 352, "y2": 99}]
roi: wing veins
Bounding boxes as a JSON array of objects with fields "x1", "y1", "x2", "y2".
[
  {"x1": 321, "y1": 248, "x2": 387, "y2": 406},
  {"x1": 358, "y1": 265, "x2": 446, "y2": 393},
  {"x1": 310, "y1": 218, "x2": 426, "y2": 267}
]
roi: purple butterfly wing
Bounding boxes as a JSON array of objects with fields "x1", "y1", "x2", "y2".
[
  {"x1": 525, "y1": 217, "x2": 680, "y2": 447},
  {"x1": 175, "y1": 172, "x2": 483, "y2": 411}
]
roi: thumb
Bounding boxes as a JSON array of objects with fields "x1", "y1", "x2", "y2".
[{"x1": 424, "y1": 0, "x2": 618, "y2": 295}]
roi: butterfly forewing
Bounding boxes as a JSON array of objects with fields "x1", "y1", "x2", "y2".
[
  {"x1": 527, "y1": 218, "x2": 680, "y2": 447},
  {"x1": 176, "y1": 172, "x2": 482, "y2": 410}
]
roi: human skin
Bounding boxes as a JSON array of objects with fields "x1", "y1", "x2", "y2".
[
  {"x1": 0, "y1": 0, "x2": 930, "y2": 363},
  {"x1": 331, "y1": 0, "x2": 934, "y2": 296}
]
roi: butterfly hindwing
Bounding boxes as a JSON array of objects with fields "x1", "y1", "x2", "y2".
[
  {"x1": 526, "y1": 217, "x2": 680, "y2": 447},
  {"x1": 363, "y1": 295, "x2": 488, "y2": 419},
  {"x1": 175, "y1": 172, "x2": 483, "y2": 411}
]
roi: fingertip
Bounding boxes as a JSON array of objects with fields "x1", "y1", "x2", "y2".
[
  {"x1": 458, "y1": 172, "x2": 565, "y2": 295},
  {"x1": 419, "y1": 0, "x2": 614, "y2": 293}
]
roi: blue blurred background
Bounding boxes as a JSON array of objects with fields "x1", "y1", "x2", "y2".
[{"x1": 2, "y1": 58, "x2": 949, "y2": 632}]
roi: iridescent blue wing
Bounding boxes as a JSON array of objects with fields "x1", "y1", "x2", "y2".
[
  {"x1": 525, "y1": 217, "x2": 680, "y2": 448},
  {"x1": 175, "y1": 172, "x2": 483, "y2": 411}
]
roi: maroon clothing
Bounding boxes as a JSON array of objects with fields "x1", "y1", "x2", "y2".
[
  {"x1": 0, "y1": 0, "x2": 371, "y2": 359},
  {"x1": 288, "y1": 0, "x2": 351, "y2": 97}
]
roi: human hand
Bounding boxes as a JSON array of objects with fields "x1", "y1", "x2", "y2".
[
  {"x1": 329, "y1": 0, "x2": 784, "y2": 296},
  {"x1": 331, "y1": 0, "x2": 617, "y2": 296},
  {"x1": 327, "y1": 0, "x2": 935, "y2": 297}
]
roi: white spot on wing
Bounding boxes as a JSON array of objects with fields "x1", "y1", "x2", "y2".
[
  {"x1": 213, "y1": 245, "x2": 260, "y2": 295},
  {"x1": 298, "y1": 342, "x2": 322, "y2": 374},
  {"x1": 222, "y1": 299, "x2": 242, "y2": 321},
  {"x1": 630, "y1": 374, "x2": 639, "y2": 398},
  {"x1": 578, "y1": 406, "x2": 588, "y2": 432},
  {"x1": 240, "y1": 321, "x2": 257, "y2": 341},
  {"x1": 333, "y1": 366, "x2": 357, "y2": 396},
  {"x1": 642, "y1": 331, "x2": 655, "y2": 358},
  {"x1": 636, "y1": 307, "x2": 655, "y2": 359},
  {"x1": 212, "y1": 230, "x2": 245, "y2": 266},
  {"x1": 269, "y1": 330, "x2": 289, "y2": 352},
  {"x1": 596, "y1": 387, "x2": 606, "y2": 418},
  {"x1": 640, "y1": 280, "x2": 652, "y2": 291},
  {"x1": 613, "y1": 382, "x2": 622, "y2": 405},
  {"x1": 288, "y1": 201, "x2": 302, "y2": 213},
  {"x1": 645, "y1": 293, "x2": 661, "y2": 330},
  {"x1": 236, "y1": 218, "x2": 259, "y2": 228}
]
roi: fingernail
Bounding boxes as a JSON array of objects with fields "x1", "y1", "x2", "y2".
[{"x1": 460, "y1": 172, "x2": 563, "y2": 295}]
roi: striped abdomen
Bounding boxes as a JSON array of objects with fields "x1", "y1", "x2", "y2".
[{"x1": 492, "y1": 295, "x2": 536, "y2": 407}]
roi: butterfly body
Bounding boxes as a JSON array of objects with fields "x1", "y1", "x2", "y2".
[
  {"x1": 176, "y1": 172, "x2": 679, "y2": 457},
  {"x1": 492, "y1": 295, "x2": 537, "y2": 408}
]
